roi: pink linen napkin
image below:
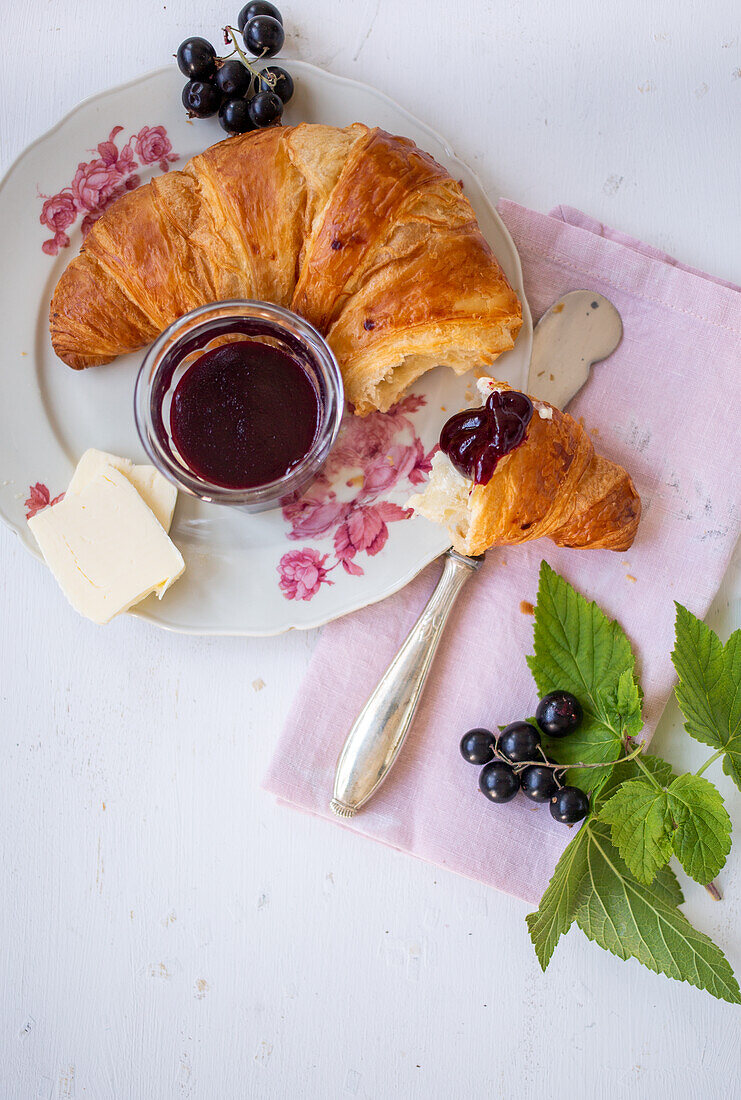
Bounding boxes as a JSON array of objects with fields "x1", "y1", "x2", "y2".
[{"x1": 263, "y1": 202, "x2": 741, "y2": 905}]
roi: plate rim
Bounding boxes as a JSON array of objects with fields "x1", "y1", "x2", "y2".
[{"x1": 0, "y1": 60, "x2": 532, "y2": 637}]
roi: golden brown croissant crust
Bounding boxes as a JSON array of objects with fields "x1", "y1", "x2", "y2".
[
  {"x1": 409, "y1": 386, "x2": 641, "y2": 554},
  {"x1": 49, "y1": 123, "x2": 522, "y2": 415}
]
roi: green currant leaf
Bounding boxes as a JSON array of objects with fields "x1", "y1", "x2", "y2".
[
  {"x1": 575, "y1": 822, "x2": 740, "y2": 1004},
  {"x1": 667, "y1": 774, "x2": 732, "y2": 885},
  {"x1": 672, "y1": 606, "x2": 741, "y2": 791},
  {"x1": 525, "y1": 826, "x2": 590, "y2": 971},
  {"x1": 526, "y1": 569, "x2": 740, "y2": 1003},
  {"x1": 598, "y1": 779, "x2": 674, "y2": 884},
  {"x1": 594, "y1": 752, "x2": 676, "y2": 810},
  {"x1": 527, "y1": 562, "x2": 636, "y2": 793},
  {"x1": 615, "y1": 667, "x2": 644, "y2": 738}
]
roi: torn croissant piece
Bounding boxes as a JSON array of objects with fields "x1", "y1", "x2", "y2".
[
  {"x1": 408, "y1": 379, "x2": 641, "y2": 555},
  {"x1": 49, "y1": 123, "x2": 522, "y2": 415}
]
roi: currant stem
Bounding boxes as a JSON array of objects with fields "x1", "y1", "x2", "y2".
[
  {"x1": 502, "y1": 741, "x2": 645, "y2": 775},
  {"x1": 223, "y1": 26, "x2": 276, "y2": 89}
]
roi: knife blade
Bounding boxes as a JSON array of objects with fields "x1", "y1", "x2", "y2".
[{"x1": 527, "y1": 290, "x2": 622, "y2": 408}]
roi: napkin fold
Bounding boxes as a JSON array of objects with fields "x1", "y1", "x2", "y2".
[{"x1": 263, "y1": 202, "x2": 741, "y2": 905}]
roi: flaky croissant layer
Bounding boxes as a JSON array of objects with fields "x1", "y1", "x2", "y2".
[
  {"x1": 49, "y1": 123, "x2": 522, "y2": 415},
  {"x1": 409, "y1": 382, "x2": 641, "y2": 554}
]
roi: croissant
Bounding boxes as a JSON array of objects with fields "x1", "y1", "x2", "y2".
[
  {"x1": 408, "y1": 380, "x2": 641, "y2": 554},
  {"x1": 49, "y1": 123, "x2": 522, "y2": 415}
]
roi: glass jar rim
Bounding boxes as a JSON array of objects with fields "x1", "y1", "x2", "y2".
[{"x1": 134, "y1": 300, "x2": 344, "y2": 507}]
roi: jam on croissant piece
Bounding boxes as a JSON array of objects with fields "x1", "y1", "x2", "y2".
[{"x1": 410, "y1": 380, "x2": 641, "y2": 555}]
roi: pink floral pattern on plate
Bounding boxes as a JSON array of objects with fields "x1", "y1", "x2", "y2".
[
  {"x1": 277, "y1": 394, "x2": 435, "y2": 601},
  {"x1": 39, "y1": 124, "x2": 178, "y2": 255},
  {"x1": 25, "y1": 483, "x2": 64, "y2": 520}
]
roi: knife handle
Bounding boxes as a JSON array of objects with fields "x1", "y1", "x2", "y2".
[{"x1": 330, "y1": 550, "x2": 482, "y2": 817}]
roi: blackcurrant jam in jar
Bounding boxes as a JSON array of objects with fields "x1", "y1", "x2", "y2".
[{"x1": 135, "y1": 301, "x2": 344, "y2": 513}]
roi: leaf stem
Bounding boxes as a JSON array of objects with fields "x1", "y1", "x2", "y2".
[
  {"x1": 632, "y1": 752, "x2": 664, "y2": 790},
  {"x1": 696, "y1": 749, "x2": 725, "y2": 778}
]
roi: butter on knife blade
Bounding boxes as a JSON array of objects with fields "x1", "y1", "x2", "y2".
[{"x1": 28, "y1": 464, "x2": 185, "y2": 624}]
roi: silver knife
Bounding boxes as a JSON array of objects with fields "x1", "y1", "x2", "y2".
[{"x1": 330, "y1": 291, "x2": 623, "y2": 818}]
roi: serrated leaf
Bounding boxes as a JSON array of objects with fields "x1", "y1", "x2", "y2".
[
  {"x1": 575, "y1": 822, "x2": 740, "y2": 1004},
  {"x1": 528, "y1": 561, "x2": 636, "y2": 704},
  {"x1": 672, "y1": 606, "x2": 741, "y2": 791},
  {"x1": 525, "y1": 826, "x2": 590, "y2": 971},
  {"x1": 722, "y1": 630, "x2": 741, "y2": 789},
  {"x1": 594, "y1": 752, "x2": 676, "y2": 809},
  {"x1": 648, "y1": 859, "x2": 686, "y2": 908},
  {"x1": 667, "y1": 774, "x2": 732, "y2": 884},
  {"x1": 527, "y1": 562, "x2": 637, "y2": 792},
  {"x1": 615, "y1": 668, "x2": 643, "y2": 737},
  {"x1": 599, "y1": 779, "x2": 674, "y2": 884}
]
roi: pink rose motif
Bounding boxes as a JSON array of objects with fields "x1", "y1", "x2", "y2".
[
  {"x1": 39, "y1": 122, "x2": 178, "y2": 256},
  {"x1": 278, "y1": 548, "x2": 333, "y2": 601},
  {"x1": 70, "y1": 157, "x2": 123, "y2": 213},
  {"x1": 362, "y1": 443, "x2": 421, "y2": 496},
  {"x1": 25, "y1": 483, "x2": 64, "y2": 520},
  {"x1": 95, "y1": 127, "x2": 136, "y2": 173},
  {"x1": 327, "y1": 394, "x2": 428, "y2": 474},
  {"x1": 408, "y1": 437, "x2": 434, "y2": 485},
  {"x1": 134, "y1": 125, "x2": 178, "y2": 172},
  {"x1": 334, "y1": 501, "x2": 410, "y2": 574},
  {"x1": 79, "y1": 175, "x2": 140, "y2": 237},
  {"x1": 283, "y1": 497, "x2": 351, "y2": 541},
  {"x1": 275, "y1": 391, "x2": 430, "y2": 595},
  {"x1": 40, "y1": 190, "x2": 77, "y2": 255}
]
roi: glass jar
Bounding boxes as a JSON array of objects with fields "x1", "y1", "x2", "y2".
[{"x1": 134, "y1": 300, "x2": 344, "y2": 513}]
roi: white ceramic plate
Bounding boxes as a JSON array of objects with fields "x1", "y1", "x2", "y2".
[{"x1": 0, "y1": 62, "x2": 532, "y2": 635}]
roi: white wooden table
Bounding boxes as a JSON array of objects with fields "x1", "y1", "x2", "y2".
[{"x1": 2, "y1": 1, "x2": 740, "y2": 1096}]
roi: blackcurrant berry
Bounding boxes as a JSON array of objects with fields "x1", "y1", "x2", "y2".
[
  {"x1": 479, "y1": 762, "x2": 520, "y2": 803},
  {"x1": 550, "y1": 785, "x2": 590, "y2": 824},
  {"x1": 536, "y1": 691, "x2": 583, "y2": 738},
  {"x1": 243, "y1": 14, "x2": 285, "y2": 57},
  {"x1": 218, "y1": 96, "x2": 255, "y2": 133},
  {"x1": 248, "y1": 90, "x2": 283, "y2": 127},
  {"x1": 238, "y1": 1, "x2": 283, "y2": 32},
  {"x1": 459, "y1": 728, "x2": 496, "y2": 766},
  {"x1": 182, "y1": 80, "x2": 222, "y2": 118},
  {"x1": 498, "y1": 721, "x2": 541, "y2": 763},
  {"x1": 258, "y1": 64, "x2": 294, "y2": 104},
  {"x1": 215, "y1": 59, "x2": 252, "y2": 98},
  {"x1": 520, "y1": 764, "x2": 559, "y2": 803},
  {"x1": 177, "y1": 37, "x2": 217, "y2": 80}
]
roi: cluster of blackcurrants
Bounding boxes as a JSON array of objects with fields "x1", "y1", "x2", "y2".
[
  {"x1": 177, "y1": 2, "x2": 293, "y2": 135},
  {"x1": 459, "y1": 690, "x2": 590, "y2": 824}
]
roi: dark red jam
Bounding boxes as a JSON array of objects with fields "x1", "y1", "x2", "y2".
[
  {"x1": 440, "y1": 388, "x2": 533, "y2": 485},
  {"x1": 170, "y1": 340, "x2": 320, "y2": 489}
]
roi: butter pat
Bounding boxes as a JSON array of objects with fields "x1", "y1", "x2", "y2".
[
  {"x1": 68, "y1": 448, "x2": 177, "y2": 531},
  {"x1": 28, "y1": 465, "x2": 185, "y2": 624}
]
